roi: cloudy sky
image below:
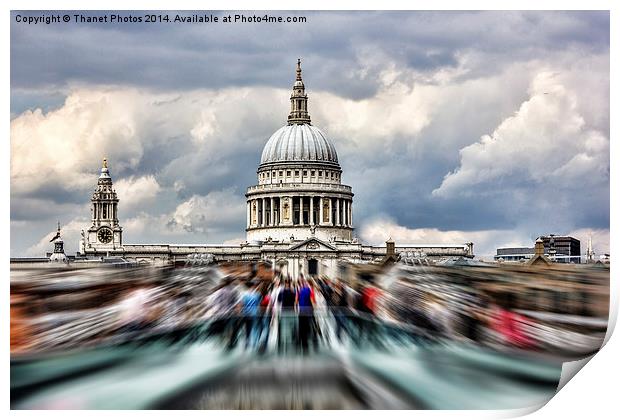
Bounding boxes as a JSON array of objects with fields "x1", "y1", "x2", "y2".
[{"x1": 10, "y1": 10, "x2": 610, "y2": 258}]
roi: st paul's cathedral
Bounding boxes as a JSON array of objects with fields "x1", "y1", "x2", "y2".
[{"x1": 78, "y1": 61, "x2": 474, "y2": 278}]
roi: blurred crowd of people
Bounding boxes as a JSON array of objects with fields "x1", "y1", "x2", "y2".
[
  {"x1": 11, "y1": 263, "x2": 608, "y2": 357},
  {"x1": 205, "y1": 273, "x2": 384, "y2": 353},
  {"x1": 200, "y1": 266, "x2": 606, "y2": 356}
]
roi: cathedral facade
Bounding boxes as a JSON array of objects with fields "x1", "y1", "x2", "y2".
[{"x1": 80, "y1": 61, "x2": 474, "y2": 278}]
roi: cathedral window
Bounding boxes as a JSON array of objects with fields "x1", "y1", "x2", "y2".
[{"x1": 295, "y1": 170, "x2": 299, "y2": 176}]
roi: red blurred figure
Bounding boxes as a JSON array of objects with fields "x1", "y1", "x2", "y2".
[{"x1": 493, "y1": 307, "x2": 536, "y2": 349}]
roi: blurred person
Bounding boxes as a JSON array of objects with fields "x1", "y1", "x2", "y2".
[
  {"x1": 277, "y1": 280, "x2": 297, "y2": 351},
  {"x1": 10, "y1": 294, "x2": 33, "y2": 354},
  {"x1": 395, "y1": 286, "x2": 442, "y2": 343},
  {"x1": 208, "y1": 278, "x2": 240, "y2": 347},
  {"x1": 268, "y1": 278, "x2": 282, "y2": 314},
  {"x1": 423, "y1": 295, "x2": 457, "y2": 341},
  {"x1": 332, "y1": 280, "x2": 352, "y2": 342},
  {"x1": 239, "y1": 282, "x2": 261, "y2": 348},
  {"x1": 297, "y1": 278, "x2": 317, "y2": 353},
  {"x1": 160, "y1": 289, "x2": 185, "y2": 329},
  {"x1": 117, "y1": 288, "x2": 151, "y2": 336},
  {"x1": 351, "y1": 281, "x2": 383, "y2": 347},
  {"x1": 257, "y1": 283, "x2": 273, "y2": 352},
  {"x1": 278, "y1": 280, "x2": 297, "y2": 311},
  {"x1": 457, "y1": 292, "x2": 487, "y2": 344},
  {"x1": 490, "y1": 294, "x2": 536, "y2": 350},
  {"x1": 212, "y1": 277, "x2": 240, "y2": 316}
]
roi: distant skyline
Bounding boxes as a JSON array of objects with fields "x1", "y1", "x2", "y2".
[{"x1": 10, "y1": 10, "x2": 610, "y2": 258}]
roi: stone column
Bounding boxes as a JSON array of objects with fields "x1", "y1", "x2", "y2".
[
  {"x1": 328, "y1": 198, "x2": 333, "y2": 226},
  {"x1": 256, "y1": 198, "x2": 263, "y2": 227},
  {"x1": 270, "y1": 197, "x2": 275, "y2": 226},
  {"x1": 246, "y1": 201, "x2": 251, "y2": 229},
  {"x1": 257, "y1": 199, "x2": 261, "y2": 227},
  {"x1": 349, "y1": 200, "x2": 353, "y2": 227},
  {"x1": 347, "y1": 200, "x2": 351, "y2": 226},
  {"x1": 336, "y1": 198, "x2": 340, "y2": 226},
  {"x1": 319, "y1": 197, "x2": 324, "y2": 224},
  {"x1": 310, "y1": 196, "x2": 314, "y2": 225}
]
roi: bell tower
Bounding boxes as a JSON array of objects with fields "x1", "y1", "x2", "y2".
[{"x1": 84, "y1": 158, "x2": 123, "y2": 253}]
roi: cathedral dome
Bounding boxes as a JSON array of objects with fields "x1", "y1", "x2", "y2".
[
  {"x1": 259, "y1": 59, "x2": 339, "y2": 167},
  {"x1": 260, "y1": 124, "x2": 339, "y2": 165}
]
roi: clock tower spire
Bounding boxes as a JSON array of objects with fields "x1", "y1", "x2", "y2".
[{"x1": 83, "y1": 158, "x2": 123, "y2": 254}]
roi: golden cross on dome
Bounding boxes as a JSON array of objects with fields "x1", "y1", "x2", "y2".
[{"x1": 103, "y1": 158, "x2": 108, "y2": 168}]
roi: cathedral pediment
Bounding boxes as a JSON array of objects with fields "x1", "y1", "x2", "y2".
[{"x1": 288, "y1": 237, "x2": 337, "y2": 252}]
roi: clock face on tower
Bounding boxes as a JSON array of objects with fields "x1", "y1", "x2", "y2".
[{"x1": 97, "y1": 227, "x2": 113, "y2": 244}]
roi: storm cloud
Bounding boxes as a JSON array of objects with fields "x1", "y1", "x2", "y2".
[{"x1": 10, "y1": 11, "x2": 610, "y2": 258}]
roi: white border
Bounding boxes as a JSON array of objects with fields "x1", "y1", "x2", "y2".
[{"x1": 3, "y1": 1, "x2": 616, "y2": 419}]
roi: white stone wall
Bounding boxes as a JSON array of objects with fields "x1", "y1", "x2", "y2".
[{"x1": 246, "y1": 226, "x2": 352, "y2": 243}]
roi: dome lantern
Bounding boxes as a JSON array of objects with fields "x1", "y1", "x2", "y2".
[{"x1": 287, "y1": 59, "x2": 311, "y2": 125}]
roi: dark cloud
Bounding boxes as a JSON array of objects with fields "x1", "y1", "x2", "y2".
[{"x1": 11, "y1": 11, "x2": 609, "y2": 103}]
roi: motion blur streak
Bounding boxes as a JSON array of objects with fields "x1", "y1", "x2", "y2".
[{"x1": 10, "y1": 262, "x2": 609, "y2": 409}]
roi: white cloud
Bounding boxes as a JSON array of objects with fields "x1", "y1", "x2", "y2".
[
  {"x1": 166, "y1": 189, "x2": 245, "y2": 234},
  {"x1": 359, "y1": 218, "x2": 610, "y2": 259},
  {"x1": 114, "y1": 175, "x2": 161, "y2": 211},
  {"x1": 10, "y1": 89, "x2": 146, "y2": 194},
  {"x1": 9, "y1": 87, "x2": 273, "y2": 195},
  {"x1": 433, "y1": 71, "x2": 609, "y2": 197},
  {"x1": 313, "y1": 78, "x2": 438, "y2": 153},
  {"x1": 566, "y1": 228, "x2": 610, "y2": 255},
  {"x1": 25, "y1": 218, "x2": 89, "y2": 257},
  {"x1": 358, "y1": 217, "x2": 529, "y2": 258},
  {"x1": 117, "y1": 189, "x2": 246, "y2": 238}
]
